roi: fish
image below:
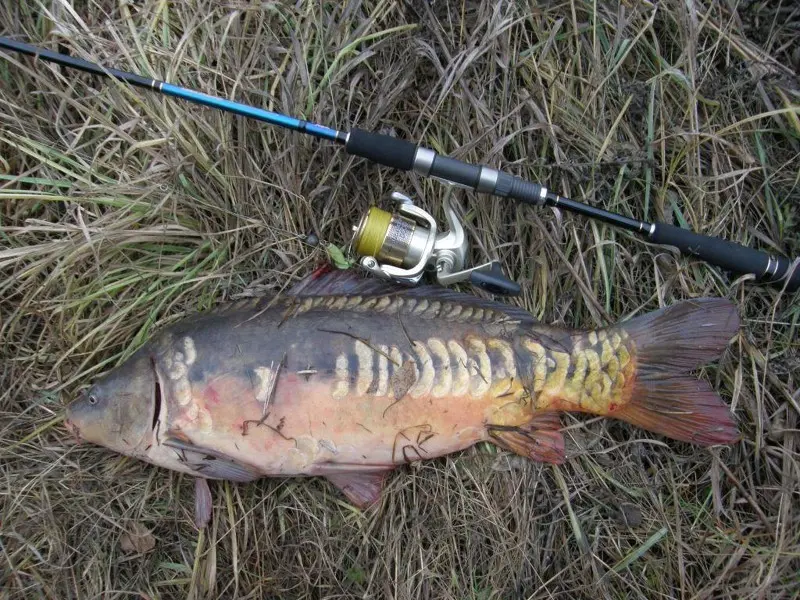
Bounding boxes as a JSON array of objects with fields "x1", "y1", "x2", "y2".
[{"x1": 65, "y1": 268, "x2": 741, "y2": 526}]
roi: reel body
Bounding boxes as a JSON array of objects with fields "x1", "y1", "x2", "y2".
[{"x1": 351, "y1": 191, "x2": 520, "y2": 295}]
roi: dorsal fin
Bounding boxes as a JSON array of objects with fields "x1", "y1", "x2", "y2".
[
  {"x1": 287, "y1": 265, "x2": 405, "y2": 297},
  {"x1": 286, "y1": 265, "x2": 536, "y2": 325},
  {"x1": 199, "y1": 295, "x2": 278, "y2": 317}
]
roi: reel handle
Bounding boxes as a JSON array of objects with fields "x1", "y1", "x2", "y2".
[{"x1": 469, "y1": 263, "x2": 521, "y2": 296}]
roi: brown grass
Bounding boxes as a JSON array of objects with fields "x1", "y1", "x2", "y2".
[{"x1": 1, "y1": 1, "x2": 799, "y2": 598}]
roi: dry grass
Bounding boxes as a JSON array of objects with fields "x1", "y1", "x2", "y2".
[{"x1": 1, "y1": 1, "x2": 799, "y2": 598}]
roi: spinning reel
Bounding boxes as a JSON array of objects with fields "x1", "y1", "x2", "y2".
[{"x1": 350, "y1": 191, "x2": 520, "y2": 296}]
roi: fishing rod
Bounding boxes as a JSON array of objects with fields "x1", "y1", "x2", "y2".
[{"x1": 1, "y1": 36, "x2": 798, "y2": 294}]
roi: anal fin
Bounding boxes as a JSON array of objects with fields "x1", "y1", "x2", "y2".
[
  {"x1": 488, "y1": 412, "x2": 565, "y2": 464},
  {"x1": 325, "y1": 471, "x2": 391, "y2": 508}
]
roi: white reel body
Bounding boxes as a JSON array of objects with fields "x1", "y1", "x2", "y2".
[{"x1": 350, "y1": 191, "x2": 519, "y2": 295}]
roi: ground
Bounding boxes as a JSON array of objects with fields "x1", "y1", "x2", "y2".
[{"x1": 1, "y1": 1, "x2": 799, "y2": 599}]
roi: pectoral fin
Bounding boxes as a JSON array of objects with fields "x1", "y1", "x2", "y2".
[
  {"x1": 163, "y1": 437, "x2": 261, "y2": 482},
  {"x1": 487, "y1": 412, "x2": 565, "y2": 464},
  {"x1": 325, "y1": 470, "x2": 391, "y2": 508}
]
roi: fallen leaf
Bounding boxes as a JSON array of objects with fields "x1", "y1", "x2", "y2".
[
  {"x1": 390, "y1": 359, "x2": 417, "y2": 400},
  {"x1": 195, "y1": 477, "x2": 212, "y2": 529},
  {"x1": 612, "y1": 502, "x2": 643, "y2": 528},
  {"x1": 120, "y1": 523, "x2": 156, "y2": 554}
]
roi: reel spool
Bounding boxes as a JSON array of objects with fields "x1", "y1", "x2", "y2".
[{"x1": 351, "y1": 191, "x2": 520, "y2": 295}]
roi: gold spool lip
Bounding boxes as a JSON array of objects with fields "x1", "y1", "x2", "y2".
[{"x1": 352, "y1": 210, "x2": 372, "y2": 247}]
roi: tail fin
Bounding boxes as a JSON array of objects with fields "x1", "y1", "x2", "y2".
[{"x1": 614, "y1": 298, "x2": 740, "y2": 446}]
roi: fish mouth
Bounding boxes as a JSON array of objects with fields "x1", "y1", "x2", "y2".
[
  {"x1": 64, "y1": 416, "x2": 81, "y2": 442},
  {"x1": 64, "y1": 392, "x2": 85, "y2": 442}
]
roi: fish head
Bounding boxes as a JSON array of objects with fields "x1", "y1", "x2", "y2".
[{"x1": 66, "y1": 351, "x2": 159, "y2": 456}]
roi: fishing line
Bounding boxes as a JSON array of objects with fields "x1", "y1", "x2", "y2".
[{"x1": 1, "y1": 36, "x2": 797, "y2": 293}]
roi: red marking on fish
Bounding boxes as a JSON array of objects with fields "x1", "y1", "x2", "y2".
[{"x1": 204, "y1": 385, "x2": 221, "y2": 406}]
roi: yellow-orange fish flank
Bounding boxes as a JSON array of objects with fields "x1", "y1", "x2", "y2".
[{"x1": 66, "y1": 269, "x2": 740, "y2": 524}]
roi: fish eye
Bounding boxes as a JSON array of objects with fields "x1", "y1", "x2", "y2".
[{"x1": 88, "y1": 394, "x2": 98, "y2": 405}]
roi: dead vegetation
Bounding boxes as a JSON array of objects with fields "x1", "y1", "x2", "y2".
[{"x1": 1, "y1": 1, "x2": 798, "y2": 598}]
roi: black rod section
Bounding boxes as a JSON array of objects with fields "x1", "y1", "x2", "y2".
[
  {"x1": 649, "y1": 222, "x2": 799, "y2": 291},
  {"x1": 545, "y1": 192, "x2": 651, "y2": 233},
  {"x1": 1, "y1": 36, "x2": 797, "y2": 292},
  {"x1": 0, "y1": 36, "x2": 160, "y2": 89},
  {"x1": 350, "y1": 129, "x2": 799, "y2": 291}
]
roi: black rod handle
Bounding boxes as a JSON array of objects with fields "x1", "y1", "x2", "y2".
[
  {"x1": 345, "y1": 128, "x2": 416, "y2": 171},
  {"x1": 650, "y1": 223, "x2": 799, "y2": 292}
]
